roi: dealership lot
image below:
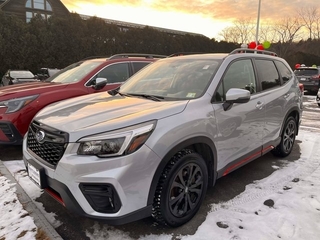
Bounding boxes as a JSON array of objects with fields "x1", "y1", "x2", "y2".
[{"x1": 0, "y1": 94, "x2": 319, "y2": 239}]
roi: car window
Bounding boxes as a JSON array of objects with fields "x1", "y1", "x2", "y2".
[
  {"x1": 120, "y1": 58, "x2": 221, "y2": 100},
  {"x1": 275, "y1": 60, "x2": 293, "y2": 84},
  {"x1": 255, "y1": 59, "x2": 280, "y2": 91},
  {"x1": 48, "y1": 61, "x2": 103, "y2": 83},
  {"x1": 294, "y1": 68, "x2": 319, "y2": 76},
  {"x1": 214, "y1": 59, "x2": 256, "y2": 102},
  {"x1": 10, "y1": 70, "x2": 34, "y2": 78},
  {"x1": 95, "y1": 63, "x2": 130, "y2": 84},
  {"x1": 132, "y1": 62, "x2": 152, "y2": 73}
]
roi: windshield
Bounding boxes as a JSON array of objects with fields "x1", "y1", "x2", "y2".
[
  {"x1": 11, "y1": 70, "x2": 34, "y2": 78},
  {"x1": 45, "y1": 60, "x2": 103, "y2": 83},
  {"x1": 294, "y1": 68, "x2": 319, "y2": 76},
  {"x1": 119, "y1": 57, "x2": 221, "y2": 100}
]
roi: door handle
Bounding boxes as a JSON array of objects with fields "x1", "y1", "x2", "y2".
[
  {"x1": 256, "y1": 101, "x2": 264, "y2": 110},
  {"x1": 284, "y1": 93, "x2": 290, "y2": 98}
]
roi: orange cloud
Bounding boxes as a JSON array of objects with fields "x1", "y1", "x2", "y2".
[{"x1": 62, "y1": 0, "x2": 320, "y2": 22}]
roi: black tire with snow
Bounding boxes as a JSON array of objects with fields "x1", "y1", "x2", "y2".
[
  {"x1": 272, "y1": 116, "x2": 297, "y2": 157},
  {"x1": 152, "y1": 149, "x2": 208, "y2": 227}
]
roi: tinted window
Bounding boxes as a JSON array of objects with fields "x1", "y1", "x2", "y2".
[
  {"x1": 256, "y1": 59, "x2": 280, "y2": 91},
  {"x1": 214, "y1": 59, "x2": 256, "y2": 102},
  {"x1": 132, "y1": 62, "x2": 151, "y2": 73},
  {"x1": 275, "y1": 61, "x2": 293, "y2": 84},
  {"x1": 96, "y1": 63, "x2": 130, "y2": 84},
  {"x1": 294, "y1": 68, "x2": 319, "y2": 76}
]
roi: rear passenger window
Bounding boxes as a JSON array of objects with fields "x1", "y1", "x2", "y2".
[
  {"x1": 214, "y1": 59, "x2": 256, "y2": 102},
  {"x1": 132, "y1": 62, "x2": 151, "y2": 73},
  {"x1": 274, "y1": 60, "x2": 293, "y2": 84},
  {"x1": 256, "y1": 60, "x2": 280, "y2": 90}
]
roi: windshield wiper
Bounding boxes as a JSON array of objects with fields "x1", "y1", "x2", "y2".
[
  {"x1": 127, "y1": 93, "x2": 164, "y2": 101},
  {"x1": 107, "y1": 87, "x2": 120, "y2": 96}
]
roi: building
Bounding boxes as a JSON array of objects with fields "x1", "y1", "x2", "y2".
[
  {"x1": 0, "y1": 0, "x2": 69, "y2": 22},
  {"x1": 0, "y1": 0, "x2": 203, "y2": 37}
]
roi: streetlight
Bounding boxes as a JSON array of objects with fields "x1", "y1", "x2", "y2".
[{"x1": 255, "y1": 0, "x2": 262, "y2": 45}]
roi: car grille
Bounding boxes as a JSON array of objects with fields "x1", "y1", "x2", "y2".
[{"x1": 27, "y1": 121, "x2": 68, "y2": 167}]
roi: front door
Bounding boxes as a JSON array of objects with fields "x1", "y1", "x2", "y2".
[{"x1": 212, "y1": 59, "x2": 265, "y2": 173}]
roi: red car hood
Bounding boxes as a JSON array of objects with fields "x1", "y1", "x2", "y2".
[{"x1": 0, "y1": 82, "x2": 67, "y2": 100}]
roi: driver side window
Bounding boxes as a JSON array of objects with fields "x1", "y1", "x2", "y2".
[
  {"x1": 89, "y1": 63, "x2": 130, "y2": 86},
  {"x1": 214, "y1": 59, "x2": 256, "y2": 102}
]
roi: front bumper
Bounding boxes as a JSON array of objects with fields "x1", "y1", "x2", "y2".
[
  {"x1": 22, "y1": 139, "x2": 161, "y2": 224},
  {"x1": 0, "y1": 121, "x2": 23, "y2": 145}
]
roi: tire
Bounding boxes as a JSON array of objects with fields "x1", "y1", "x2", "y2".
[
  {"x1": 271, "y1": 116, "x2": 297, "y2": 157},
  {"x1": 152, "y1": 149, "x2": 208, "y2": 227},
  {"x1": 318, "y1": 103, "x2": 320, "y2": 107}
]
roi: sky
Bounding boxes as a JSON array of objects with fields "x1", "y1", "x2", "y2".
[
  {"x1": 60, "y1": 0, "x2": 320, "y2": 39},
  {"x1": 1, "y1": 96, "x2": 320, "y2": 240}
]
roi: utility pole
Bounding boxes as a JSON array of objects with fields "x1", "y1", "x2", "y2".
[{"x1": 255, "y1": 0, "x2": 262, "y2": 45}]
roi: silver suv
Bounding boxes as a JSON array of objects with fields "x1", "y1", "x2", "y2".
[{"x1": 23, "y1": 49, "x2": 303, "y2": 227}]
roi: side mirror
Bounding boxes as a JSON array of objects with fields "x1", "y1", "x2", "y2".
[
  {"x1": 92, "y1": 77, "x2": 108, "y2": 90},
  {"x1": 223, "y1": 88, "x2": 250, "y2": 111}
]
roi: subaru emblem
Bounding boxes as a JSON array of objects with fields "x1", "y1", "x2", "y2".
[{"x1": 35, "y1": 130, "x2": 45, "y2": 143}]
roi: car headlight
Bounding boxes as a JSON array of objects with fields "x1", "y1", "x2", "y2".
[
  {"x1": 0, "y1": 95, "x2": 39, "y2": 113},
  {"x1": 77, "y1": 120, "x2": 156, "y2": 157}
]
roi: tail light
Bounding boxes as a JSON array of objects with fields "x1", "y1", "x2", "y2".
[{"x1": 299, "y1": 83, "x2": 304, "y2": 93}]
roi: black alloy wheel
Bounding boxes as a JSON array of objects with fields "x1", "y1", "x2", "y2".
[
  {"x1": 152, "y1": 149, "x2": 208, "y2": 227},
  {"x1": 272, "y1": 116, "x2": 297, "y2": 157}
]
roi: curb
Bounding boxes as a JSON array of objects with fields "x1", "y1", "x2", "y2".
[{"x1": 0, "y1": 160, "x2": 63, "y2": 240}]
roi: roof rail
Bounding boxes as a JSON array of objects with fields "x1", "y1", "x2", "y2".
[
  {"x1": 168, "y1": 52, "x2": 204, "y2": 57},
  {"x1": 80, "y1": 56, "x2": 110, "y2": 60},
  {"x1": 109, "y1": 53, "x2": 167, "y2": 60},
  {"x1": 230, "y1": 48, "x2": 278, "y2": 56}
]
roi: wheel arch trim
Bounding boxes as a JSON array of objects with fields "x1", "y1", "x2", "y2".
[{"x1": 147, "y1": 136, "x2": 217, "y2": 205}]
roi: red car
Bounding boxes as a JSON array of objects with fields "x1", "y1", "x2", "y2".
[{"x1": 0, "y1": 54, "x2": 165, "y2": 145}]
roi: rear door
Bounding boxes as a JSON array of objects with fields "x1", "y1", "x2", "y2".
[{"x1": 254, "y1": 59, "x2": 293, "y2": 149}]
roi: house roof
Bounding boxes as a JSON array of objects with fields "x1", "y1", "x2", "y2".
[{"x1": 79, "y1": 14, "x2": 205, "y2": 37}]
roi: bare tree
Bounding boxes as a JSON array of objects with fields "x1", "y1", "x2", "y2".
[
  {"x1": 218, "y1": 18, "x2": 255, "y2": 43},
  {"x1": 272, "y1": 17, "x2": 304, "y2": 58},
  {"x1": 259, "y1": 24, "x2": 278, "y2": 43},
  {"x1": 297, "y1": 6, "x2": 319, "y2": 39},
  {"x1": 219, "y1": 26, "x2": 241, "y2": 43},
  {"x1": 312, "y1": 14, "x2": 320, "y2": 39}
]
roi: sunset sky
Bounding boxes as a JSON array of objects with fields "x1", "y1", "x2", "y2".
[{"x1": 61, "y1": 0, "x2": 320, "y2": 39}]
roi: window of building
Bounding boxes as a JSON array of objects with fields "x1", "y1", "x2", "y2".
[{"x1": 25, "y1": 0, "x2": 53, "y2": 22}]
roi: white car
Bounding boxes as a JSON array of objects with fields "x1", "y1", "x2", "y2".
[{"x1": 316, "y1": 88, "x2": 320, "y2": 106}]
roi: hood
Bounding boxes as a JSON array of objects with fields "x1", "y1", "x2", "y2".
[
  {"x1": 0, "y1": 82, "x2": 67, "y2": 100},
  {"x1": 35, "y1": 92, "x2": 188, "y2": 139}
]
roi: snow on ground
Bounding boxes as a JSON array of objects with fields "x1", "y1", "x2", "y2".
[{"x1": 1, "y1": 130, "x2": 320, "y2": 240}]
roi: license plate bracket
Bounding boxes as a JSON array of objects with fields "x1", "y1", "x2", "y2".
[{"x1": 27, "y1": 162, "x2": 47, "y2": 189}]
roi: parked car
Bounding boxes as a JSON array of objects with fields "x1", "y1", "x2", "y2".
[
  {"x1": 1, "y1": 70, "x2": 39, "y2": 86},
  {"x1": 36, "y1": 68, "x2": 61, "y2": 80},
  {"x1": 294, "y1": 66, "x2": 320, "y2": 94},
  {"x1": 0, "y1": 53, "x2": 165, "y2": 145},
  {"x1": 23, "y1": 48, "x2": 303, "y2": 227}
]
